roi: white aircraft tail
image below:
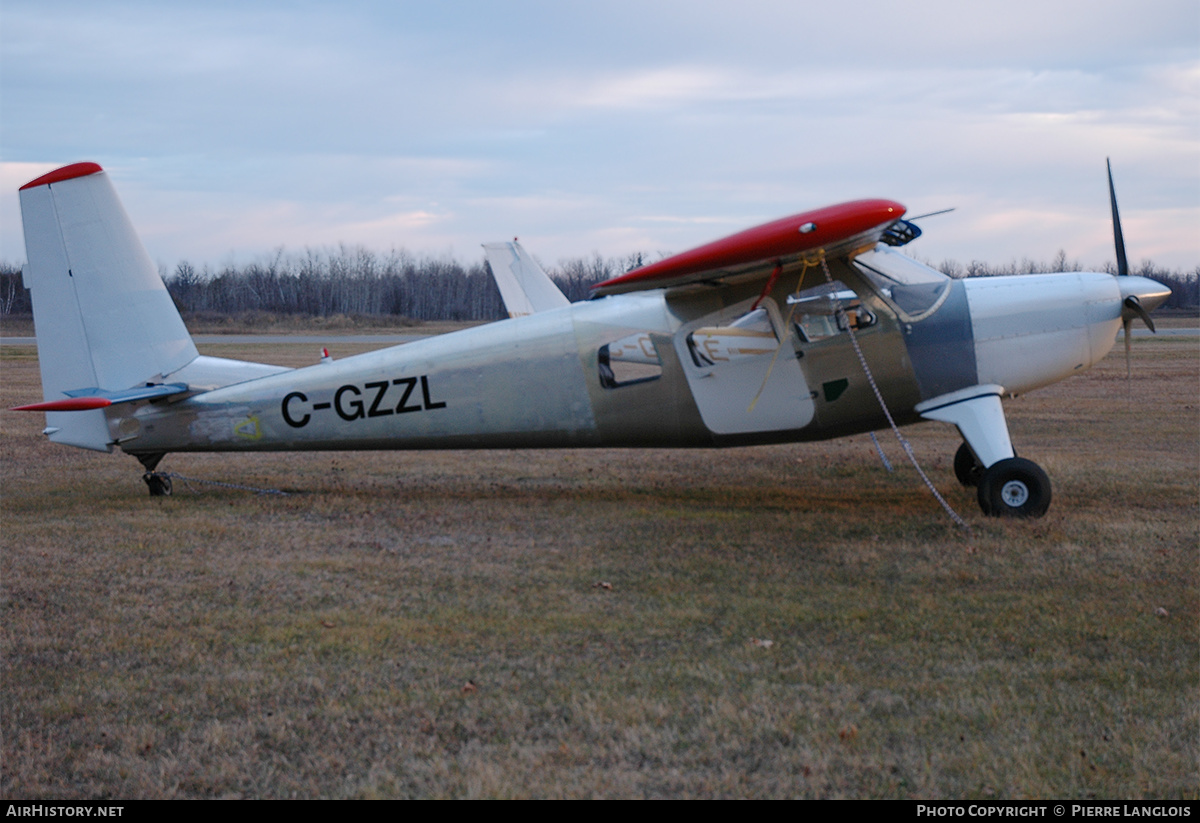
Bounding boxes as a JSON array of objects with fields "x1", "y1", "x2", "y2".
[
  {"x1": 482, "y1": 240, "x2": 570, "y2": 316},
  {"x1": 18, "y1": 162, "x2": 200, "y2": 450}
]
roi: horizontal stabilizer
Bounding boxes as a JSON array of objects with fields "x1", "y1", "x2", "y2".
[
  {"x1": 12, "y1": 383, "x2": 189, "y2": 412},
  {"x1": 12, "y1": 397, "x2": 113, "y2": 412}
]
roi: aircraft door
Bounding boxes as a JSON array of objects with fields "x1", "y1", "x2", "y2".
[{"x1": 675, "y1": 298, "x2": 815, "y2": 435}]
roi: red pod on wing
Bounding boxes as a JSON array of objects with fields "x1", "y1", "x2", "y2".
[{"x1": 592, "y1": 199, "x2": 905, "y2": 295}]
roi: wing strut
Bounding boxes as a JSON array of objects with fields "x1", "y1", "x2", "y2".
[{"x1": 749, "y1": 262, "x2": 783, "y2": 311}]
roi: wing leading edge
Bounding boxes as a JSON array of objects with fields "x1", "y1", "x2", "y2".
[{"x1": 591, "y1": 199, "x2": 905, "y2": 296}]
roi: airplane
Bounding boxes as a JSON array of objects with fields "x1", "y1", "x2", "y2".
[{"x1": 11, "y1": 161, "x2": 1170, "y2": 518}]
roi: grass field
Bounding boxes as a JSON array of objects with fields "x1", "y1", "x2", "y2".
[{"x1": 1, "y1": 332, "x2": 1196, "y2": 799}]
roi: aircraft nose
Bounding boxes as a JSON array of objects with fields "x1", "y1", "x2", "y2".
[{"x1": 1119, "y1": 275, "x2": 1172, "y2": 319}]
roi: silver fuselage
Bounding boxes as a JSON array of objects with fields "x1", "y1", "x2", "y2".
[{"x1": 118, "y1": 262, "x2": 1137, "y2": 459}]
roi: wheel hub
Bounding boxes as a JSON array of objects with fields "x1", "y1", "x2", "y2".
[{"x1": 1000, "y1": 479, "x2": 1029, "y2": 508}]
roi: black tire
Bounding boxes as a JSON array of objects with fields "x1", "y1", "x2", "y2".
[
  {"x1": 144, "y1": 472, "x2": 172, "y2": 497},
  {"x1": 977, "y1": 458, "x2": 1051, "y2": 518},
  {"x1": 953, "y1": 442, "x2": 983, "y2": 487}
]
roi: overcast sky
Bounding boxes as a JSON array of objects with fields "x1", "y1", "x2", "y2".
[{"x1": 2, "y1": 0, "x2": 1197, "y2": 273}]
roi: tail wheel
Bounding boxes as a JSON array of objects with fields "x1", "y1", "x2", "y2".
[
  {"x1": 953, "y1": 442, "x2": 983, "y2": 487},
  {"x1": 977, "y1": 458, "x2": 1051, "y2": 518},
  {"x1": 143, "y1": 472, "x2": 172, "y2": 497}
]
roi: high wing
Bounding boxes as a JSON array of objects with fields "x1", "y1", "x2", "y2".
[
  {"x1": 591, "y1": 199, "x2": 905, "y2": 296},
  {"x1": 482, "y1": 240, "x2": 570, "y2": 315}
]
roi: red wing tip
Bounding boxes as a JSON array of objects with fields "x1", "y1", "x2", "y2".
[
  {"x1": 11, "y1": 397, "x2": 112, "y2": 411},
  {"x1": 19, "y1": 162, "x2": 104, "y2": 191}
]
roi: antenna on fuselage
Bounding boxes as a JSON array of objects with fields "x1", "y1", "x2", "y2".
[{"x1": 906, "y1": 207, "x2": 957, "y2": 222}]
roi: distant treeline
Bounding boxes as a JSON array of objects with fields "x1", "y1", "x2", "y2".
[
  {"x1": 0, "y1": 247, "x2": 638, "y2": 321},
  {"x1": 1, "y1": 246, "x2": 1197, "y2": 319}
]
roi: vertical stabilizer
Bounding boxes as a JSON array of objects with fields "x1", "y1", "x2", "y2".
[
  {"x1": 19, "y1": 162, "x2": 199, "y2": 450},
  {"x1": 482, "y1": 240, "x2": 570, "y2": 316}
]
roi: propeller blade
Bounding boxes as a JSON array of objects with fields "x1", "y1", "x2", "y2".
[
  {"x1": 1109, "y1": 159, "x2": 1164, "y2": 388},
  {"x1": 1123, "y1": 294, "x2": 1157, "y2": 333},
  {"x1": 1124, "y1": 317, "x2": 1132, "y2": 380},
  {"x1": 1107, "y1": 158, "x2": 1129, "y2": 277}
]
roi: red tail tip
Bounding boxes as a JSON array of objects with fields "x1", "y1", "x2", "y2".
[{"x1": 20, "y1": 162, "x2": 104, "y2": 191}]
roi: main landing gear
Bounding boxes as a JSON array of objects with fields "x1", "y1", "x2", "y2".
[
  {"x1": 953, "y1": 444, "x2": 1051, "y2": 518},
  {"x1": 918, "y1": 386, "x2": 1052, "y2": 518},
  {"x1": 136, "y1": 452, "x2": 172, "y2": 497}
]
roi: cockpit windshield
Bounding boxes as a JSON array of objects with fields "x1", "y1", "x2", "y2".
[{"x1": 852, "y1": 246, "x2": 952, "y2": 321}]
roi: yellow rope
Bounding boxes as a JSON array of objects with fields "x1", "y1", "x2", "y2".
[{"x1": 747, "y1": 259, "x2": 815, "y2": 412}]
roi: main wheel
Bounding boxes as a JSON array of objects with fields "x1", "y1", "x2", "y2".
[
  {"x1": 976, "y1": 458, "x2": 1050, "y2": 518},
  {"x1": 953, "y1": 443, "x2": 983, "y2": 487}
]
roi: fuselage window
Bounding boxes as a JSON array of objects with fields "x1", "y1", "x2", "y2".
[
  {"x1": 787, "y1": 280, "x2": 875, "y2": 343},
  {"x1": 685, "y1": 307, "x2": 778, "y2": 367},
  {"x1": 598, "y1": 333, "x2": 662, "y2": 388}
]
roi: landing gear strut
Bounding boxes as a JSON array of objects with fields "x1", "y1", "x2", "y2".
[{"x1": 136, "y1": 452, "x2": 171, "y2": 497}]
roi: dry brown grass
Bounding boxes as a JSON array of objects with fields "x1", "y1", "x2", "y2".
[{"x1": 1, "y1": 333, "x2": 1196, "y2": 799}]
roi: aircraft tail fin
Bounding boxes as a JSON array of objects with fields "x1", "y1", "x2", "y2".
[
  {"x1": 482, "y1": 240, "x2": 570, "y2": 316},
  {"x1": 18, "y1": 162, "x2": 200, "y2": 450}
]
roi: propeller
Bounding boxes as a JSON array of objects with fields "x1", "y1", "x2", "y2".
[{"x1": 1107, "y1": 158, "x2": 1162, "y2": 380}]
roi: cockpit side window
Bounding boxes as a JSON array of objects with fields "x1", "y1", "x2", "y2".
[{"x1": 852, "y1": 246, "x2": 952, "y2": 321}]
